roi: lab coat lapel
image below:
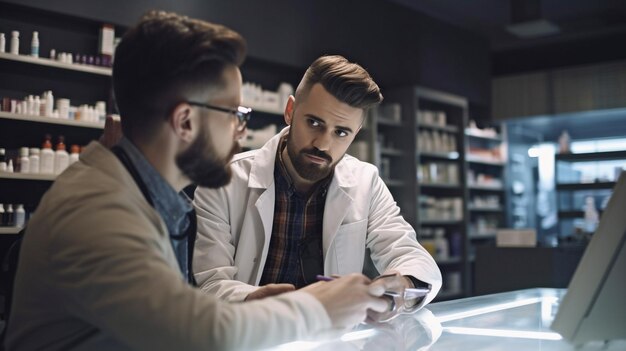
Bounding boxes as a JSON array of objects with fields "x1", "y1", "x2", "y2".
[
  {"x1": 248, "y1": 129, "x2": 286, "y2": 282},
  {"x1": 322, "y1": 157, "x2": 357, "y2": 271}
]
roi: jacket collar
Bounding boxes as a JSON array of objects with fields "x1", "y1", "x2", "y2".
[{"x1": 247, "y1": 127, "x2": 358, "y2": 190}]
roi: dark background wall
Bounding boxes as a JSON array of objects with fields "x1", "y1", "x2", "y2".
[{"x1": 0, "y1": 0, "x2": 491, "y2": 112}]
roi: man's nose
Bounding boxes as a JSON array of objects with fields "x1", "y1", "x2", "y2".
[{"x1": 312, "y1": 131, "x2": 332, "y2": 151}]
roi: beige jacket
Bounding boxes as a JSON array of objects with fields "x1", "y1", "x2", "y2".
[
  {"x1": 194, "y1": 128, "x2": 442, "y2": 304},
  {"x1": 6, "y1": 141, "x2": 330, "y2": 351}
]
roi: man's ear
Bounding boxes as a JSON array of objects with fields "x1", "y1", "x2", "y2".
[
  {"x1": 170, "y1": 102, "x2": 195, "y2": 143},
  {"x1": 284, "y1": 95, "x2": 295, "y2": 126}
]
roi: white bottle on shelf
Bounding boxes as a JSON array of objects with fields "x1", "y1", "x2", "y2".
[
  {"x1": 19, "y1": 147, "x2": 29, "y2": 173},
  {"x1": 15, "y1": 204, "x2": 26, "y2": 228},
  {"x1": 54, "y1": 136, "x2": 69, "y2": 175},
  {"x1": 26, "y1": 95, "x2": 34, "y2": 115},
  {"x1": 31, "y1": 31, "x2": 39, "y2": 57},
  {"x1": 0, "y1": 33, "x2": 5, "y2": 53},
  {"x1": 0, "y1": 204, "x2": 4, "y2": 226},
  {"x1": 7, "y1": 159, "x2": 13, "y2": 173},
  {"x1": 45, "y1": 91, "x2": 54, "y2": 117},
  {"x1": 5, "y1": 204, "x2": 14, "y2": 226},
  {"x1": 69, "y1": 145, "x2": 80, "y2": 164},
  {"x1": 33, "y1": 96, "x2": 41, "y2": 116},
  {"x1": 40, "y1": 134, "x2": 55, "y2": 174},
  {"x1": 583, "y1": 196, "x2": 599, "y2": 234},
  {"x1": 434, "y1": 228, "x2": 450, "y2": 260},
  {"x1": 29, "y1": 147, "x2": 40, "y2": 174},
  {"x1": 0, "y1": 148, "x2": 6, "y2": 171},
  {"x1": 10, "y1": 31, "x2": 19, "y2": 55}
]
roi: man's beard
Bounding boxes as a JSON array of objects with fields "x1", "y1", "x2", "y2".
[
  {"x1": 176, "y1": 130, "x2": 241, "y2": 188},
  {"x1": 286, "y1": 133, "x2": 334, "y2": 182}
]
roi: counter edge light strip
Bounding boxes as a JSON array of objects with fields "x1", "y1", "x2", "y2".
[{"x1": 435, "y1": 297, "x2": 559, "y2": 323}]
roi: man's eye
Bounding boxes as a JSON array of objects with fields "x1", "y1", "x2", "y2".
[
  {"x1": 309, "y1": 119, "x2": 320, "y2": 127},
  {"x1": 336, "y1": 130, "x2": 348, "y2": 137}
]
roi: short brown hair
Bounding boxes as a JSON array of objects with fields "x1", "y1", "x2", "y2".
[
  {"x1": 295, "y1": 55, "x2": 383, "y2": 110},
  {"x1": 113, "y1": 11, "x2": 247, "y2": 138}
]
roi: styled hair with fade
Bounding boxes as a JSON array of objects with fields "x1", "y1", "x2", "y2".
[
  {"x1": 112, "y1": 10, "x2": 247, "y2": 139},
  {"x1": 295, "y1": 55, "x2": 383, "y2": 111}
]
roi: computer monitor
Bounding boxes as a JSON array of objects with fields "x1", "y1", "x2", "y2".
[{"x1": 551, "y1": 172, "x2": 626, "y2": 345}]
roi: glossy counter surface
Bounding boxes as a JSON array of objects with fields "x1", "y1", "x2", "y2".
[{"x1": 265, "y1": 288, "x2": 625, "y2": 350}]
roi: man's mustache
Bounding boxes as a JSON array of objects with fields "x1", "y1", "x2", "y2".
[{"x1": 301, "y1": 148, "x2": 332, "y2": 163}]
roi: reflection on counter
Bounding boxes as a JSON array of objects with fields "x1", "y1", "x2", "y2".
[
  {"x1": 265, "y1": 289, "x2": 626, "y2": 351},
  {"x1": 264, "y1": 309, "x2": 442, "y2": 351}
]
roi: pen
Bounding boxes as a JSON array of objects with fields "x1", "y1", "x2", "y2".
[{"x1": 316, "y1": 275, "x2": 334, "y2": 282}]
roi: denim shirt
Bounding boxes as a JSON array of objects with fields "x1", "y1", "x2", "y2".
[{"x1": 116, "y1": 137, "x2": 193, "y2": 280}]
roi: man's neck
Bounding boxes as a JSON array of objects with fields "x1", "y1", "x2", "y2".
[{"x1": 131, "y1": 137, "x2": 191, "y2": 192}]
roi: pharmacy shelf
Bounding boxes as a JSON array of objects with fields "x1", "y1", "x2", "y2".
[
  {"x1": 380, "y1": 148, "x2": 405, "y2": 157},
  {"x1": 465, "y1": 129, "x2": 502, "y2": 141},
  {"x1": 419, "y1": 151, "x2": 460, "y2": 160},
  {"x1": 377, "y1": 118, "x2": 403, "y2": 127},
  {"x1": 0, "y1": 111, "x2": 104, "y2": 129},
  {"x1": 468, "y1": 206, "x2": 504, "y2": 212},
  {"x1": 555, "y1": 150, "x2": 626, "y2": 162},
  {"x1": 420, "y1": 183, "x2": 461, "y2": 189},
  {"x1": 466, "y1": 156, "x2": 506, "y2": 166},
  {"x1": 417, "y1": 122, "x2": 459, "y2": 133},
  {"x1": 556, "y1": 182, "x2": 616, "y2": 191},
  {"x1": 468, "y1": 184, "x2": 504, "y2": 192},
  {"x1": 0, "y1": 52, "x2": 112, "y2": 76},
  {"x1": 246, "y1": 103, "x2": 283, "y2": 116},
  {"x1": 0, "y1": 227, "x2": 22, "y2": 235},
  {"x1": 469, "y1": 232, "x2": 497, "y2": 240},
  {"x1": 558, "y1": 210, "x2": 585, "y2": 219},
  {"x1": 0, "y1": 171, "x2": 56, "y2": 181},
  {"x1": 420, "y1": 219, "x2": 464, "y2": 226},
  {"x1": 383, "y1": 179, "x2": 406, "y2": 187}
]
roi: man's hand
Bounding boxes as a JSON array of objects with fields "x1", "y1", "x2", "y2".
[
  {"x1": 300, "y1": 273, "x2": 388, "y2": 328},
  {"x1": 99, "y1": 115, "x2": 123, "y2": 148},
  {"x1": 245, "y1": 283, "x2": 295, "y2": 301},
  {"x1": 365, "y1": 272, "x2": 413, "y2": 323}
]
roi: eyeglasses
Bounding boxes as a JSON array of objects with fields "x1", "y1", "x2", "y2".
[{"x1": 187, "y1": 101, "x2": 252, "y2": 132}]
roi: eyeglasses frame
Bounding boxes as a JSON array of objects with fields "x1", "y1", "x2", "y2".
[{"x1": 187, "y1": 101, "x2": 252, "y2": 131}]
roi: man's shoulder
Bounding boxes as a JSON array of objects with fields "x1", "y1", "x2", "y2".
[
  {"x1": 230, "y1": 149, "x2": 259, "y2": 165},
  {"x1": 341, "y1": 154, "x2": 379, "y2": 176}
]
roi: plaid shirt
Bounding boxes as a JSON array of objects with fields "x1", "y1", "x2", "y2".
[{"x1": 259, "y1": 137, "x2": 331, "y2": 288}]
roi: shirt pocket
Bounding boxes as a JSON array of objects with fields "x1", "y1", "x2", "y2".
[{"x1": 332, "y1": 219, "x2": 368, "y2": 275}]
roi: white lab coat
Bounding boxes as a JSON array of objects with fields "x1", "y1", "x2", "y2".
[{"x1": 194, "y1": 127, "x2": 442, "y2": 305}]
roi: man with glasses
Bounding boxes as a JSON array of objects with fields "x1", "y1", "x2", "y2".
[
  {"x1": 5, "y1": 12, "x2": 389, "y2": 351},
  {"x1": 194, "y1": 55, "x2": 442, "y2": 322}
]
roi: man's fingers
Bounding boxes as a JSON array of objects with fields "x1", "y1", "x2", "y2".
[
  {"x1": 245, "y1": 283, "x2": 295, "y2": 301},
  {"x1": 266, "y1": 283, "x2": 296, "y2": 293},
  {"x1": 367, "y1": 296, "x2": 389, "y2": 313},
  {"x1": 367, "y1": 282, "x2": 386, "y2": 297}
]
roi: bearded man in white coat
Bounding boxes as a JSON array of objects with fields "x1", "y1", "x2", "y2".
[{"x1": 194, "y1": 55, "x2": 442, "y2": 322}]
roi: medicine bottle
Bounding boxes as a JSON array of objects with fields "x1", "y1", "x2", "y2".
[
  {"x1": 29, "y1": 147, "x2": 40, "y2": 174},
  {"x1": 15, "y1": 204, "x2": 26, "y2": 228},
  {"x1": 31, "y1": 31, "x2": 39, "y2": 57},
  {"x1": 10, "y1": 31, "x2": 19, "y2": 55},
  {"x1": 54, "y1": 136, "x2": 69, "y2": 175},
  {"x1": 19, "y1": 147, "x2": 29, "y2": 173},
  {"x1": 40, "y1": 134, "x2": 55, "y2": 174}
]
